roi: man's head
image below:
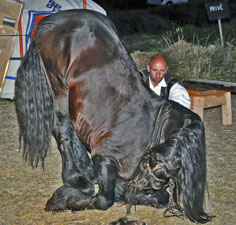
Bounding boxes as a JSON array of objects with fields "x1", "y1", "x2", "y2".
[{"x1": 147, "y1": 54, "x2": 168, "y2": 87}]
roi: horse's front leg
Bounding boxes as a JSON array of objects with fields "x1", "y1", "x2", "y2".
[
  {"x1": 45, "y1": 98, "x2": 97, "y2": 211},
  {"x1": 65, "y1": 155, "x2": 118, "y2": 211},
  {"x1": 92, "y1": 155, "x2": 118, "y2": 210}
]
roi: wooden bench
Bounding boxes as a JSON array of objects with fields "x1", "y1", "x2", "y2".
[{"x1": 183, "y1": 79, "x2": 236, "y2": 125}]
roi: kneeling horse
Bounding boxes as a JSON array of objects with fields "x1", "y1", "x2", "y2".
[{"x1": 15, "y1": 9, "x2": 213, "y2": 223}]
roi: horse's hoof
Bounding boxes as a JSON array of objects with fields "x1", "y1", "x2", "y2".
[
  {"x1": 44, "y1": 190, "x2": 67, "y2": 212},
  {"x1": 44, "y1": 196, "x2": 65, "y2": 212},
  {"x1": 44, "y1": 206, "x2": 64, "y2": 213},
  {"x1": 44, "y1": 204, "x2": 63, "y2": 212}
]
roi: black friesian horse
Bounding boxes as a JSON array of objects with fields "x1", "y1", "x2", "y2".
[{"x1": 15, "y1": 9, "x2": 212, "y2": 223}]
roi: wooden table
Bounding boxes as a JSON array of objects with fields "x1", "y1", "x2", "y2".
[{"x1": 183, "y1": 79, "x2": 236, "y2": 125}]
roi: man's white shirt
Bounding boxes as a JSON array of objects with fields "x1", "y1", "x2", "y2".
[{"x1": 149, "y1": 77, "x2": 191, "y2": 109}]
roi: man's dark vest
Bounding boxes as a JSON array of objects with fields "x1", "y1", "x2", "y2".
[{"x1": 140, "y1": 70, "x2": 177, "y2": 100}]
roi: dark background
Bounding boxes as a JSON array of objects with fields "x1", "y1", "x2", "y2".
[{"x1": 93, "y1": 0, "x2": 236, "y2": 36}]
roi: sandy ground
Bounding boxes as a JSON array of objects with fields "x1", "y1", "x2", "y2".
[{"x1": 0, "y1": 94, "x2": 236, "y2": 225}]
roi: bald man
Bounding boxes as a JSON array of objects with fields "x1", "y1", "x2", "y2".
[{"x1": 142, "y1": 54, "x2": 191, "y2": 109}]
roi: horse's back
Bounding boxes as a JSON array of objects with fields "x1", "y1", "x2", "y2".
[
  {"x1": 29, "y1": 9, "x2": 159, "y2": 180},
  {"x1": 35, "y1": 9, "x2": 116, "y2": 36},
  {"x1": 34, "y1": 9, "x2": 119, "y2": 51},
  {"x1": 32, "y1": 9, "x2": 125, "y2": 94}
]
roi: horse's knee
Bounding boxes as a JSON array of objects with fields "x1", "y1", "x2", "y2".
[
  {"x1": 94, "y1": 194, "x2": 114, "y2": 210},
  {"x1": 92, "y1": 155, "x2": 118, "y2": 210}
]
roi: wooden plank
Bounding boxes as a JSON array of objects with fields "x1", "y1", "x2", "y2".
[
  {"x1": 190, "y1": 92, "x2": 227, "y2": 112},
  {"x1": 188, "y1": 89, "x2": 227, "y2": 108},
  {"x1": 187, "y1": 89, "x2": 226, "y2": 97},
  {"x1": 0, "y1": 0, "x2": 22, "y2": 92},
  {"x1": 222, "y1": 92, "x2": 232, "y2": 125},
  {"x1": 183, "y1": 79, "x2": 236, "y2": 93},
  {"x1": 190, "y1": 96, "x2": 204, "y2": 120},
  {"x1": 202, "y1": 94, "x2": 226, "y2": 108}
]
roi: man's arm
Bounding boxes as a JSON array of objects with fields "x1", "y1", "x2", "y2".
[{"x1": 168, "y1": 83, "x2": 191, "y2": 109}]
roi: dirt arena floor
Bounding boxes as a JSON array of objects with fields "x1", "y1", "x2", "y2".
[{"x1": 0, "y1": 94, "x2": 236, "y2": 225}]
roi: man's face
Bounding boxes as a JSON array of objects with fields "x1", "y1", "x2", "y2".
[{"x1": 147, "y1": 61, "x2": 168, "y2": 87}]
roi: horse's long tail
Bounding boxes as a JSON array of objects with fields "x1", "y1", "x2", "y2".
[
  {"x1": 176, "y1": 117, "x2": 213, "y2": 223},
  {"x1": 15, "y1": 43, "x2": 54, "y2": 168}
]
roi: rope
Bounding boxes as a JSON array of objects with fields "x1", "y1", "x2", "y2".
[
  {"x1": 83, "y1": 0, "x2": 87, "y2": 9},
  {"x1": 164, "y1": 178, "x2": 184, "y2": 218},
  {"x1": 17, "y1": 0, "x2": 24, "y2": 59}
]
